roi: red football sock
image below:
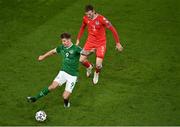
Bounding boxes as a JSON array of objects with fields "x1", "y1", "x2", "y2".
[
  {"x1": 82, "y1": 61, "x2": 91, "y2": 68},
  {"x1": 95, "y1": 67, "x2": 101, "y2": 73}
]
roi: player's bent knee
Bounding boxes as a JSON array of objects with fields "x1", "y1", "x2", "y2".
[
  {"x1": 96, "y1": 64, "x2": 102, "y2": 69},
  {"x1": 48, "y1": 85, "x2": 55, "y2": 91},
  {"x1": 79, "y1": 57, "x2": 86, "y2": 63},
  {"x1": 79, "y1": 58, "x2": 84, "y2": 63},
  {"x1": 48, "y1": 82, "x2": 58, "y2": 91}
]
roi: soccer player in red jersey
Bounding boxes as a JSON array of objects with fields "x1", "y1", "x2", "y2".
[{"x1": 76, "y1": 5, "x2": 123, "y2": 84}]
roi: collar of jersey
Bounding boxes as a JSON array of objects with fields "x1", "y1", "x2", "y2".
[
  {"x1": 91, "y1": 14, "x2": 99, "y2": 21},
  {"x1": 65, "y1": 44, "x2": 73, "y2": 49}
]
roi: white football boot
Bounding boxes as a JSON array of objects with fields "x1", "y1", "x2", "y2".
[
  {"x1": 86, "y1": 65, "x2": 93, "y2": 77},
  {"x1": 93, "y1": 72, "x2": 99, "y2": 84}
]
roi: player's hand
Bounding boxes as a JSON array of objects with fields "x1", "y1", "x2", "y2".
[
  {"x1": 38, "y1": 55, "x2": 44, "y2": 61},
  {"x1": 76, "y1": 39, "x2": 80, "y2": 45},
  {"x1": 116, "y1": 43, "x2": 123, "y2": 52}
]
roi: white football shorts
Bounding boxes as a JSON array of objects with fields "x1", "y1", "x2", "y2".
[{"x1": 54, "y1": 71, "x2": 77, "y2": 93}]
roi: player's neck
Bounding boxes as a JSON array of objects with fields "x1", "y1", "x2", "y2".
[{"x1": 92, "y1": 13, "x2": 98, "y2": 20}]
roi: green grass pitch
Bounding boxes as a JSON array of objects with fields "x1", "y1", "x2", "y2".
[{"x1": 0, "y1": 0, "x2": 180, "y2": 125}]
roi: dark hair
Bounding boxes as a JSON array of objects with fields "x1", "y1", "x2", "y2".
[
  {"x1": 85, "y1": 4, "x2": 94, "y2": 12},
  {"x1": 60, "y1": 32, "x2": 71, "y2": 39}
]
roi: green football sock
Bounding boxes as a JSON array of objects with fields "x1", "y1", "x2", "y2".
[{"x1": 34, "y1": 87, "x2": 50, "y2": 100}]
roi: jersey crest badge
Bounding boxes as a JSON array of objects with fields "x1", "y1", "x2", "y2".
[
  {"x1": 95, "y1": 20, "x2": 99, "y2": 25},
  {"x1": 69, "y1": 50, "x2": 74, "y2": 54}
]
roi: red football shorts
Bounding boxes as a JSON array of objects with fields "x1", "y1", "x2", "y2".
[{"x1": 83, "y1": 42, "x2": 106, "y2": 59}]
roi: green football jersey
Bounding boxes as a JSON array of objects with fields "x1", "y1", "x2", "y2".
[{"x1": 56, "y1": 44, "x2": 82, "y2": 76}]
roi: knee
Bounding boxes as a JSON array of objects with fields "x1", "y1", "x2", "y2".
[
  {"x1": 96, "y1": 64, "x2": 102, "y2": 69},
  {"x1": 79, "y1": 58, "x2": 84, "y2": 63},
  {"x1": 79, "y1": 54, "x2": 88, "y2": 63},
  {"x1": 79, "y1": 56, "x2": 86, "y2": 63},
  {"x1": 48, "y1": 84, "x2": 57, "y2": 91}
]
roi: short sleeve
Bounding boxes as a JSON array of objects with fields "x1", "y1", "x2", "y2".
[
  {"x1": 76, "y1": 46, "x2": 82, "y2": 54},
  {"x1": 56, "y1": 45, "x2": 62, "y2": 54}
]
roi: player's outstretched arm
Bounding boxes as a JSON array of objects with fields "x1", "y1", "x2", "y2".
[
  {"x1": 108, "y1": 26, "x2": 123, "y2": 52},
  {"x1": 38, "y1": 48, "x2": 56, "y2": 61},
  {"x1": 101, "y1": 16, "x2": 123, "y2": 52},
  {"x1": 76, "y1": 17, "x2": 87, "y2": 45}
]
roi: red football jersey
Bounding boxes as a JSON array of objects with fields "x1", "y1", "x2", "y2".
[{"x1": 77, "y1": 14, "x2": 120, "y2": 46}]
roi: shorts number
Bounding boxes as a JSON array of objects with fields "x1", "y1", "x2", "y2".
[{"x1": 71, "y1": 82, "x2": 75, "y2": 88}]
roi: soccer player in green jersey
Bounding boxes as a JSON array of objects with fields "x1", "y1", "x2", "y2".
[{"x1": 27, "y1": 32, "x2": 82, "y2": 108}]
